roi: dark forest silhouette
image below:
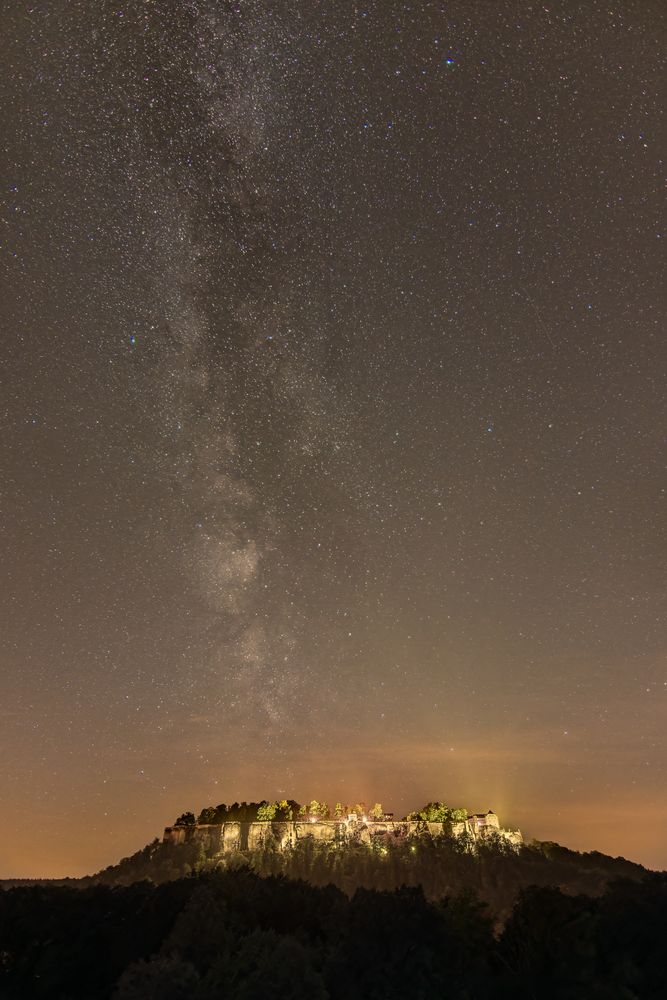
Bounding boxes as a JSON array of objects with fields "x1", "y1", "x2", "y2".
[{"x1": 1, "y1": 865, "x2": 666, "y2": 998}]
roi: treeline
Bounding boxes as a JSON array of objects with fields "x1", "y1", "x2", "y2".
[
  {"x1": 174, "y1": 799, "x2": 395, "y2": 826},
  {"x1": 1, "y1": 867, "x2": 665, "y2": 998}
]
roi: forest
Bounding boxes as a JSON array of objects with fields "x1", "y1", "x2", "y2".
[{"x1": 1, "y1": 865, "x2": 665, "y2": 998}]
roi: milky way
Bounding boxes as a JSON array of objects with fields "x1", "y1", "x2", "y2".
[{"x1": 2, "y1": 1, "x2": 665, "y2": 877}]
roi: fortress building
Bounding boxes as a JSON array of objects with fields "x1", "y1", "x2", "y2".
[
  {"x1": 469, "y1": 811, "x2": 501, "y2": 831},
  {"x1": 163, "y1": 808, "x2": 522, "y2": 854}
]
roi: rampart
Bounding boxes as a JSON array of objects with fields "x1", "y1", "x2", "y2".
[{"x1": 163, "y1": 812, "x2": 522, "y2": 853}]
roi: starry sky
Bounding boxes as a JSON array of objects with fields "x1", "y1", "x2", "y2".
[{"x1": 2, "y1": 1, "x2": 665, "y2": 878}]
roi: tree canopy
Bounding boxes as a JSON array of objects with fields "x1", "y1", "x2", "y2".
[
  {"x1": 408, "y1": 802, "x2": 469, "y2": 825},
  {"x1": 174, "y1": 812, "x2": 196, "y2": 827},
  {"x1": 179, "y1": 799, "x2": 475, "y2": 828}
]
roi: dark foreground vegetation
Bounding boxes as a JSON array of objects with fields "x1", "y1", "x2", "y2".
[{"x1": 1, "y1": 867, "x2": 666, "y2": 999}]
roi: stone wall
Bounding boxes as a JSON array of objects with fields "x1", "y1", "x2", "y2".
[{"x1": 163, "y1": 815, "x2": 523, "y2": 852}]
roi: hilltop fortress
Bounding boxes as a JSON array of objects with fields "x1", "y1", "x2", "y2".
[{"x1": 163, "y1": 809, "x2": 523, "y2": 855}]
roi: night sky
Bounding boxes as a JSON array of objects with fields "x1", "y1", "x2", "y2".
[{"x1": 2, "y1": 2, "x2": 665, "y2": 878}]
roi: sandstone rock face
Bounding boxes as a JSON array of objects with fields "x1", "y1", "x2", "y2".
[
  {"x1": 162, "y1": 814, "x2": 523, "y2": 853},
  {"x1": 222, "y1": 823, "x2": 241, "y2": 853}
]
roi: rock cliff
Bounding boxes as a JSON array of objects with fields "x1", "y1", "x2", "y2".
[{"x1": 163, "y1": 811, "x2": 522, "y2": 853}]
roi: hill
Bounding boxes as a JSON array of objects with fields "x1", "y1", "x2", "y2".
[{"x1": 84, "y1": 824, "x2": 648, "y2": 927}]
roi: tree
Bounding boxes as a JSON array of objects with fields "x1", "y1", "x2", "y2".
[
  {"x1": 257, "y1": 802, "x2": 277, "y2": 822},
  {"x1": 450, "y1": 807, "x2": 468, "y2": 823},
  {"x1": 369, "y1": 803, "x2": 384, "y2": 820},
  {"x1": 197, "y1": 806, "x2": 217, "y2": 825},
  {"x1": 276, "y1": 799, "x2": 294, "y2": 821},
  {"x1": 174, "y1": 812, "x2": 196, "y2": 827},
  {"x1": 111, "y1": 956, "x2": 200, "y2": 999},
  {"x1": 411, "y1": 802, "x2": 467, "y2": 825},
  {"x1": 334, "y1": 802, "x2": 345, "y2": 819},
  {"x1": 255, "y1": 800, "x2": 294, "y2": 822},
  {"x1": 420, "y1": 802, "x2": 448, "y2": 823},
  {"x1": 203, "y1": 929, "x2": 328, "y2": 999},
  {"x1": 307, "y1": 800, "x2": 330, "y2": 819}
]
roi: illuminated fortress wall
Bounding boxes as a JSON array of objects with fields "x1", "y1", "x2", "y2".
[{"x1": 163, "y1": 812, "x2": 523, "y2": 853}]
